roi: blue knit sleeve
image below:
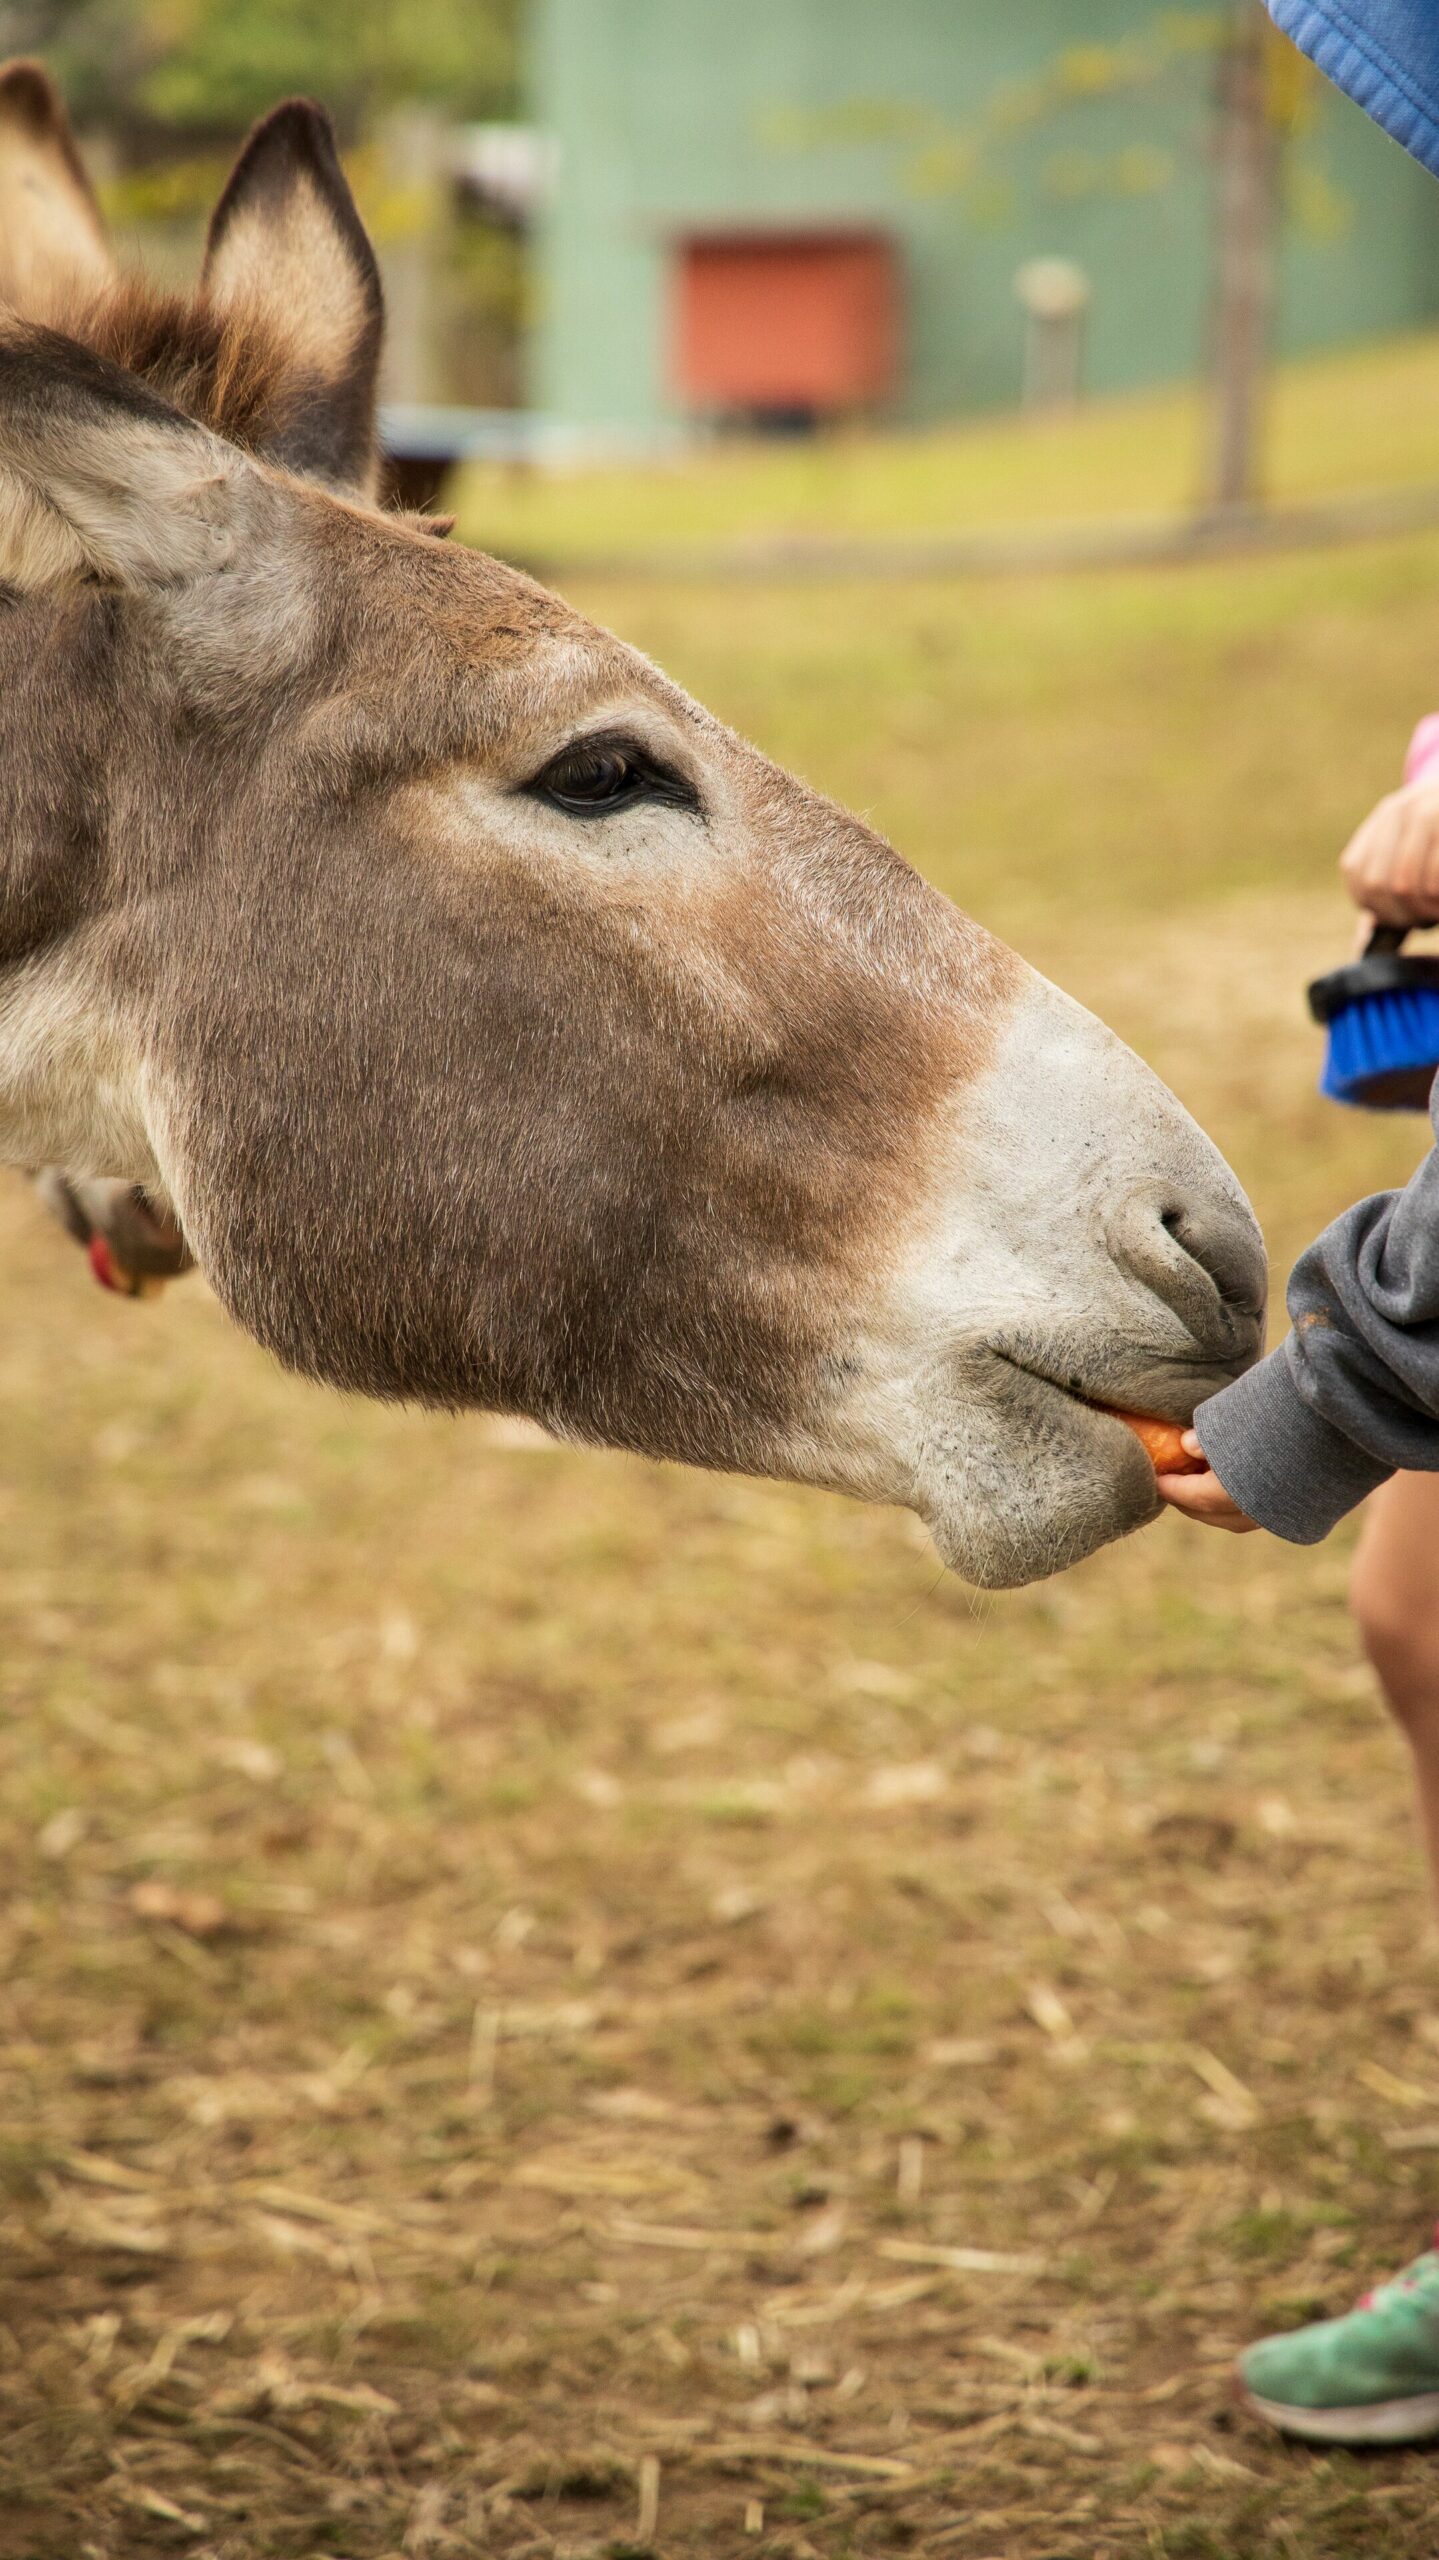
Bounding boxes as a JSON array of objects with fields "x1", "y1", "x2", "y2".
[{"x1": 1267, "y1": 0, "x2": 1439, "y2": 181}]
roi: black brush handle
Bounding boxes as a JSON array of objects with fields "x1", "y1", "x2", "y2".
[{"x1": 1307, "y1": 924, "x2": 1439, "y2": 1022}]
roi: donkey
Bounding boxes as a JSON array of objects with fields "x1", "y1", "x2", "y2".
[{"x1": 0, "y1": 68, "x2": 1265, "y2": 1590}]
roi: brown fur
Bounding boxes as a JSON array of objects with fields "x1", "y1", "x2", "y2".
[
  {"x1": 71, "y1": 277, "x2": 308, "y2": 460},
  {"x1": 0, "y1": 297, "x2": 1014, "y2": 1464},
  {"x1": 0, "y1": 75, "x2": 1263, "y2": 1576}
]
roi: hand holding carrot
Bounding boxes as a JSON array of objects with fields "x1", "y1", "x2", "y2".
[
  {"x1": 1154, "y1": 1430, "x2": 1259, "y2": 1534},
  {"x1": 1108, "y1": 1408, "x2": 1259, "y2": 1534}
]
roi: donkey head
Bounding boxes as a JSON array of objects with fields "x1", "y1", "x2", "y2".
[{"x1": 0, "y1": 70, "x2": 1265, "y2": 1588}]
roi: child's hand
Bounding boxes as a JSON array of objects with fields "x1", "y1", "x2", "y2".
[
  {"x1": 1340, "y1": 777, "x2": 1439, "y2": 928},
  {"x1": 1155, "y1": 1432, "x2": 1259, "y2": 1533}
]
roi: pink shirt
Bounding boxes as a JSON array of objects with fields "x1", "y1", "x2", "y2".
[{"x1": 1404, "y1": 714, "x2": 1439, "y2": 785}]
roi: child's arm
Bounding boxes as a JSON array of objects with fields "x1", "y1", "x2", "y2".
[
  {"x1": 1163, "y1": 727, "x2": 1439, "y2": 1541},
  {"x1": 1180, "y1": 1107, "x2": 1439, "y2": 1541}
]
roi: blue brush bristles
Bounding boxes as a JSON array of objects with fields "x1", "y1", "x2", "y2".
[
  {"x1": 1321, "y1": 985, "x2": 1439, "y2": 1108},
  {"x1": 1309, "y1": 930, "x2": 1439, "y2": 1112}
]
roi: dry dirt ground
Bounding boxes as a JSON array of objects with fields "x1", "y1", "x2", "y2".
[{"x1": 6, "y1": 534, "x2": 1439, "y2": 2558}]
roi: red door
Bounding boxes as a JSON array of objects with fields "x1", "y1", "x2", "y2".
[{"x1": 673, "y1": 231, "x2": 898, "y2": 419}]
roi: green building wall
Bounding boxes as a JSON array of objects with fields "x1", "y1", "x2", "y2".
[{"x1": 530, "y1": 0, "x2": 1439, "y2": 440}]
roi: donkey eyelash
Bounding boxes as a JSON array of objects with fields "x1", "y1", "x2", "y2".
[{"x1": 525, "y1": 734, "x2": 702, "y2": 821}]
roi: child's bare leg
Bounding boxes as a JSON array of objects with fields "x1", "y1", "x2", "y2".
[
  {"x1": 1239, "y1": 1471, "x2": 1439, "y2": 2438},
  {"x1": 1350, "y1": 1472, "x2": 1439, "y2": 1911}
]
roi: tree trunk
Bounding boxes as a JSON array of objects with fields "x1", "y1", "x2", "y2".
[{"x1": 1205, "y1": 3, "x2": 1279, "y2": 515}]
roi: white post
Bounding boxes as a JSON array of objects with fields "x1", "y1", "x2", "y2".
[{"x1": 1014, "y1": 258, "x2": 1091, "y2": 413}]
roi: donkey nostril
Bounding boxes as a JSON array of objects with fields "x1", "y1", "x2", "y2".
[
  {"x1": 1163, "y1": 1200, "x2": 1264, "y2": 1318},
  {"x1": 1109, "y1": 1183, "x2": 1267, "y2": 1357}
]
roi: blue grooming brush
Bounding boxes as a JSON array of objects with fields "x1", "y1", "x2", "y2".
[{"x1": 1308, "y1": 925, "x2": 1439, "y2": 1110}]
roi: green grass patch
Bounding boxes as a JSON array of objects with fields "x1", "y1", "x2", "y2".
[{"x1": 456, "y1": 327, "x2": 1439, "y2": 568}]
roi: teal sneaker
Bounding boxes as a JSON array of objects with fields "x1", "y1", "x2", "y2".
[{"x1": 1240, "y1": 2239, "x2": 1439, "y2": 2445}]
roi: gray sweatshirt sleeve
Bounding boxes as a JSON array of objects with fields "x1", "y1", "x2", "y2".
[{"x1": 1193, "y1": 1080, "x2": 1439, "y2": 1542}]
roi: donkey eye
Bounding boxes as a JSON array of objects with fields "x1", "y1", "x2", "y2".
[
  {"x1": 539, "y1": 744, "x2": 636, "y2": 810},
  {"x1": 528, "y1": 736, "x2": 698, "y2": 819}
]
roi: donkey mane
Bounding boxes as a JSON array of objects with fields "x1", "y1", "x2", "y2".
[
  {"x1": 59, "y1": 276, "x2": 307, "y2": 462},
  {"x1": 53, "y1": 281, "x2": 447, "y2": 538}
]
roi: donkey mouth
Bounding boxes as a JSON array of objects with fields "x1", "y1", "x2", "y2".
[
  {"x1": 905, "y1": 1332, "x2": 1256, "y2": 1589},
  {"x1": 987, "y1": 1345, "x2": 1234, "y2": 1433}
]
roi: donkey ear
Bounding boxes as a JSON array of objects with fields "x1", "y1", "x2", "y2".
[
  {"x1": 0, "y1": 60, "x2": 113, "y2": 322},
  {"x1": 0, "y1": 327, "x2": 245, "y2": 591},
  {"x1": 202, "y1": 98, "x2": 382, "y2": 495}
]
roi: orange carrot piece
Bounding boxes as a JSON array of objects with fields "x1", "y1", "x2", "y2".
[{"x1": 1108, "y1": 1411, "x2": 1205, "y2": 1474}]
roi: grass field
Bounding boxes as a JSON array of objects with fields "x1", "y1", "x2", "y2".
[
  {"x1": 454, "y1": 330, "x2": 1439, "y2": 569},
  {"x1": 9, "y1": 503, "x2": 1439, "y2": 2556}
]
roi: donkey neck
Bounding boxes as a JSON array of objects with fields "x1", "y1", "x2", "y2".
[
  {"x1": 0, "y1": 590, "x2": 160, "y2": 1183},
  {"x1": 0, "y1": 931, "x2": 160, "y2": 1185}
]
